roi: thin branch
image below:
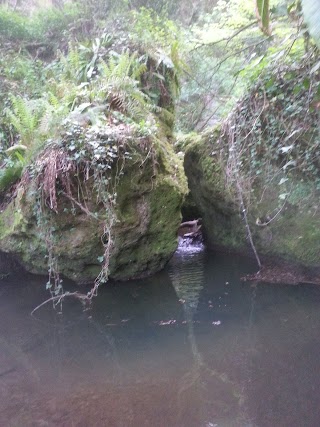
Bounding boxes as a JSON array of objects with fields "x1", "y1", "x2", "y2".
[
  {"x1": 256, "y1": 197, "x2": 288, "y2": 227},
  {"x1": 236, "y1": 178, "x2": 262, "y2": 269},
  {"x1": 31, "y1": 291, "x2": 89, "y2": 316},
  {"x1": 190, "y1": 21, "x2": 257, "y2": 52},
  {"x1": 209, "y1": 37, "x2": 272, "y2": 78}
]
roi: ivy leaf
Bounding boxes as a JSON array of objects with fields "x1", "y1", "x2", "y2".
[
  {"x1": 283, "y1": 160, "x2": 296, "y2": 170},
  {"x1": 280, "y1": 145, "x2": 293, "y2": 153},
  {"x1": 279, "y1": 177, "x2": 289, "y2": 185},
  {"x1": 279, "y1": 193, "x2": 289, "y2": 200}
]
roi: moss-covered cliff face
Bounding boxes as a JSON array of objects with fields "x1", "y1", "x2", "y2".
[
  {"x1": 183, "y1": 56, "x2": 320, "y2": 268},
  {"x1": 184, "y1": 133, "x2": 320, "y2": 267},
  {"x1": 0, "y1": 130, "x2": 187, "y2": 284}
]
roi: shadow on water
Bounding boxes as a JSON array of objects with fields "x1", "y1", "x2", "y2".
[{"x1": 1, "y1": 246, "x2": 320, "y2": 426}]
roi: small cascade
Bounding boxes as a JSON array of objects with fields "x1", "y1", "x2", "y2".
[
  {"x1": 176, "y1": 218, "x2": 205, "y2": 255},
  {"x1": 176, "y1": 236, "x2": 205, "y2": 255}
]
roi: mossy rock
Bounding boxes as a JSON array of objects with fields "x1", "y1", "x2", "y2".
[
  {"x1": 183, "y1": 56, "x2": 320, "y2": 268},
  {"x1": 184, "y1": 129, "x2": 320, "y2": 268},
  {"x1": 0, "y1": 133, "x2": 187, "y2": 284}
]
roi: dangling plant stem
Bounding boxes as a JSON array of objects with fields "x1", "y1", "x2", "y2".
[
  {"x1": 235, "y1": 177, "x2": 262, "y2": 269},
  {"x1": 224, "y1": 118, "x2": 262, "y2": 270},
  {"x1": 86, "y1": 202, "x2": 117, "y2": 300}
]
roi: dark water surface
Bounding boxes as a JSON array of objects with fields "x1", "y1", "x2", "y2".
[{"x1": 1, "y1": 246, "x2": 320, "y2": 427}]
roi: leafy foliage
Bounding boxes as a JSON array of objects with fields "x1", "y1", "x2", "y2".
[
  {"x1": 130, "y1": 7, "x2": 180, "y2": 49},
  {"x1": 221, "y1": 50, "x2": 320, "y2": 212},
  {"x1": 0, "y1": 7, "x2": 30, "y2": 40},
  {"x1": 96, "y1": 54, "x2": 150, "y2": 119},
  {"x1": 0, "y1": 3, "x2": 80, "y2": 43},
  {"x1": 60, "y1": 33, "x2": 113, "y2": 84}
]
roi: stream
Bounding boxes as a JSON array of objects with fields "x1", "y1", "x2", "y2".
[{"x1": 1, "y1": 244, "x2": 320, "y2": 427}]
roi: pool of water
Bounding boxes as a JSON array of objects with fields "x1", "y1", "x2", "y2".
[{"x1": 1, "y1": 247, "x2": 320, "y2": 427}]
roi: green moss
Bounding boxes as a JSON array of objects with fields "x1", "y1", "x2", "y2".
[
  {"x1": 0, "y1": 128, "x2": 187, "y2": 283},
  {"x1": 255, "y1": 210, "x2": 320, "y2": 267},
  {"x1": 174, "y1": 131, "x2": 202, "y2": 152},
  {"x1": 183, "y1": 131, "x2": 246, "y2": 251},
  {"x1": 184, "y1": 125, "x2": 320, "y2": 267},
  {"x1": 110, "y1": 168, "x2": 185, "y2": 280}
]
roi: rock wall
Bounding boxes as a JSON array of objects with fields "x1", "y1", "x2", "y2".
[
  {"x1": 184, "y1": 129, "x2": 320, "y2": 268},
  {"x1": 182, "y1": 57, "x2": 320, "y2": 269}
]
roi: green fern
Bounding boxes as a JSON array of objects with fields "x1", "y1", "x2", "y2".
[
  {"x1": 6, "y1": 96, "x2": 44, "y2": 147},
  {"x1": 62, "y1": 34, "x2": 112, "y2": 84},
  {"x1": 96, "y1": 52, "x2": 153, "y2": 121},
  {"x1": 38, "y1": 92, "x2": 69, "y2": 136}
]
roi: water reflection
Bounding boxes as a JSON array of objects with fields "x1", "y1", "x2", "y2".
[
  {"x1": 1, "y1": 250, "x2": 320, "y2": 426},
  {"x1": 169, "y1": 247, "x2": 205, "y2": 362},
  {"x1": 168, "y1": 246, "x2": 248, "y2": 426}
]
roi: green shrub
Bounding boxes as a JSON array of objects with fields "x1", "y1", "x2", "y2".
[
  {"x1": 0, "y1": 7, "x2": 31, "y2": 41},
  {"x1": 0, "y1": 160, "x2": 24, "y2": 194},
  {"x1": 0, "y1": 4, "x2": 81, "y2": 44},
  {"x1": 30, "y1": 4, "x2": 81, "y2": 42}
]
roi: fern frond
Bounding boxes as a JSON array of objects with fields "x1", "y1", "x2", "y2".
[
  {"x1": 6, "y1": 96, "x2": 46, "y2": 147},
  {"x1": 48, "y1": 92, "x2": 60, "y2": 109},
  {"x1": 95, "y1": 52, "x2": 155, "y2": 121}
]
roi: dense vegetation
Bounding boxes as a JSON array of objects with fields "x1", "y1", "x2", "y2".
[{"x1": 0, "y1": 0, "x2": 319, "y2": 303}]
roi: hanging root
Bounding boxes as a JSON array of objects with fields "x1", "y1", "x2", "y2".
[{"x1": 35, "y1": 146, "x2": 75, "y2": 213}]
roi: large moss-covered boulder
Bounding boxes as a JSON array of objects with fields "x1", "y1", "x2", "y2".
[
  {"x1": 0, "y1": 123, "x2": 187, "y2": 284},
  {"x1": 0, "y1": 32, "x2": 189, "y2": 284},
  {"x1": 183, "y1": 57, "x2": 320, "y2": 268}
]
